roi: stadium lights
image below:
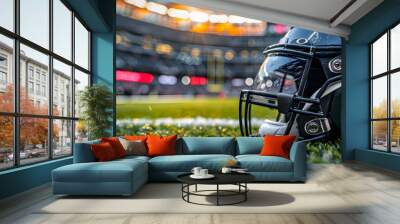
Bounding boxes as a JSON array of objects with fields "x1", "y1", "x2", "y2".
[
  {"x1": 228, "y1": 15, "x2": 246, "y2": 24},
  {"x1": 232, "y1": 78, "x2": 244, "y2": 87},
  {"x1": 209, "y1": 14, "x2": 228, "y2": 23},
  {"x1": 116, "y1": 70, "x2": 154, "y2": 84},
  {"x1": 244, "y1": 18, "x2": 262, "y2": 23},
  {"x1": 124, "y1": 0, "x2": 146, "y2": 8},
  {"x1": 181, "y1": 76, "x2": 191, "y2": 85},
  {"x1": 168, "y1": 8, "x2": 190, "y2": 19},
  {"x1": 191, "y1": 76, "x2": 208, "y2": 86},
  {"x1": 245, "y1": 77, "x2": 254, "y2": 86},
  {"x1": 155, "y1": 43, "x2": 173, "y2": 54},
  {"x1": 228, "y1": 15, "x2": 262, "y2": 24},
  {"x1": 179, "y1": 75, "x2": 209, "y2": 86},
  {"x1": 146, "y1": 2, "x2": 168, "y2": 15},
  {"x1": 159, "y1": 75, "x2": 178, "y2": 85},
  {"x1": 125, "y1": 0, "x2": 263, "y2": 24},
  {"x1": 224, "y1": 50, "x2": 235, "y2": 61},
  {"x1": 190, "y1": 11, "x2": 209, "y2": 23}
]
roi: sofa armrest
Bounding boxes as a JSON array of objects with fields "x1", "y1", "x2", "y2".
[
  {"x1": 290, "y1": 136, "x2": 325, "y2": 181},
  {"x1": 289, "y1": 141, "x2": 307, "y2": 181},
  {"x1": 73, "y1": 140, "x2": 100, "y2": 163}
]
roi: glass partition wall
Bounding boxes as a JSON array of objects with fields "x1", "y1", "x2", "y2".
[
  {"x1": 370, "y1": 23, "x2": 400, "y2": 153},
  {"x1": 0, "y1": 0, "x2": 91, "y2": 170}
]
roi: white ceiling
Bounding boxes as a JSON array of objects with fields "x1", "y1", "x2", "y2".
[{"x1": 175, "y1": 0, "x2": 384, "y2": 38}]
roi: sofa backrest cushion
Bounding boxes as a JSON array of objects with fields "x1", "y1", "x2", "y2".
[
  {"x1": 73, "y1": 139, "x2": 100, "y2": 163},
  {"x1": 178, "y1": 137, "x2": 235, "y2": 155},
  {"x1": 236, "y1": 137, "x2": 263, "y2": 155}
]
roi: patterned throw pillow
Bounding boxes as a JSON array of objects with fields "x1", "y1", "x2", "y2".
[{"x1": 119, "y1": 138, "x2": 147, "y2": 156}]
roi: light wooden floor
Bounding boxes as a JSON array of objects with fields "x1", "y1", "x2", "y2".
[{"x1": 1, "y1": 162, "x2": 400, "y2": 224}]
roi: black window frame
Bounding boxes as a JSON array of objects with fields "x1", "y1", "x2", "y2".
[
  {"x1": 370, "y1": 21, "x2": 400, "y2": 154},
  {"x1": 0, "y1": 0, "x2": 92, "y2": 171}
]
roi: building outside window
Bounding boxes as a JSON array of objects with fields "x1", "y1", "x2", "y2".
[
  {"x1": 41, "y1": 73, "x2": 46, "y2": 83},
  {"x1": 0, "y1": 54, "x2": 7, "y2": 91},
  {"x1": 371, "y1": 23, "x2": 400, "y2": 154},
  {"x1": 35, "y1": 70, "x2": 40, "y2": 81},
  {"x1": 0, "y1": 55, "x2": 6, "y2": 66},
  {"x1": 0, "y1": 0, "x2": 91, "y2": 170},
  {"x1": 0, "y1": 71, "x2": 6, "y2": 84},
  {"x1": 0, "y1": 71, "x2": 7, "y2": 92},
  {"x1": 28, "y1": 66, "x2": 34, "y2": 80},
  {"x1": 41, "y1": 85, "x2": 46, "y2": 97},
  {"x1": 54, "y1": 89, "x2": 58, "y2": 103},
  {"x1": 35, "y1": 83, "x2": 40, "y2": 95},
  {"x1": 28, "y1": 81, "x2": 34, "y2": 94}
]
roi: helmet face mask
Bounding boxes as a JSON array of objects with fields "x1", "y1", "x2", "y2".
[{"x1": 240, "y1": 27, "x2": 343, "y2": 139}]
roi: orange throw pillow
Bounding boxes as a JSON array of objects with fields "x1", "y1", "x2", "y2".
[
  {"x1": 260, "y1": 135, "x2": 296, "y2": 159},
  {"x1": 91, "y1": 142, "x2": 117, "y2": 162},
  {"x1": 101, "y1": 137, "x2": 126, "y2": 158},
  {"x1": 124, "y1": 135, "x2": 147, "y2": 142},
  {"x1": 146, "y1": 135, "x2": 177, "y2": 157}
]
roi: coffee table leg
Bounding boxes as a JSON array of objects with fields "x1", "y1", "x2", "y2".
[
  {"x1": 216, "y1": 184, "x2": 219, "y2": 206},
  {"x1": 195, "y1": 184, "x2": 198, "y2": 192},
  {"x1": 187, "y1": 184, "x2": 190, "y2": 202},
  {"x1": 245, "y1": 183, "x2": 247, "y2": 201}
]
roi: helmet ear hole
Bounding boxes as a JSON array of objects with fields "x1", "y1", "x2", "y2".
[{"x1": 328, "y1": 56, "x2": 342, "y2": 73}]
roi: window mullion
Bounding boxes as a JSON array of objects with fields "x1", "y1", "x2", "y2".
[
  {"x1": 48, "y1": 0, "x2": 54, "y2": 160},
  {"x1": 13, "y1": 0, "x2": 21, "y2": 167},
  {"x1": 388, "y1": 30, "x2": 391, "y2": 152},
  {"x1": 370, "y1": 45, "x2": 373, "y2": 149},
  {"x1": 71, "y1": 10, "x2": 76, "y2": 154}
]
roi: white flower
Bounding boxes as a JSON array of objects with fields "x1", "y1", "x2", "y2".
[{"x1": 117, "y1": 117, "x2": 264, "y2": 127}]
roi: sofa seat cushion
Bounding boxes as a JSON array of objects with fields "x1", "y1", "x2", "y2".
[
  {"x1": 236, "y1": 155, "x2": 293, "y2": 172},
  {"x1": 117, "y1": 155, "x2": 150, "y2": 162},
  {"x1": 53, "y1": 159, "x2": 147, "y2": 183},
  {"x1": 149, "y1": 154, "x2": 235, "y2": 172}
]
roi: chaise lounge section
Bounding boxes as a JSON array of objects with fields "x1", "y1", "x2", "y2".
[
  {"x1": 52, "y1": 140, "x2": 149, "y2": 196},
  {"x1": 52, "y1": 137, "x2": 308, "y2": 196}
]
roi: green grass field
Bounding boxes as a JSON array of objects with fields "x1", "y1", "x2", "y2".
[
  {"x1": 116, "y1": 96, "x2": 337, "y2": 161},
  {"x1": 117, "y1": 97, "x2": 277, "y2": 119}
]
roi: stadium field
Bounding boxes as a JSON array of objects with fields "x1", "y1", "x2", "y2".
[{"x1": 116, "y1": 96, "x2": 277, "y2": 119}]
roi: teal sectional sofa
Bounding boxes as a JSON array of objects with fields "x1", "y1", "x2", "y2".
[{"x1": 52, "y1": 137, "x2": 308, "y2": 196}]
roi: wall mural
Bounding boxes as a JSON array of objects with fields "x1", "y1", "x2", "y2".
[{"x1": 115, "y1": 0, "x2": 343, "y2": 163}]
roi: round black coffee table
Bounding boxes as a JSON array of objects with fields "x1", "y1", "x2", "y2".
[{"x1": 177, "y1": 173, "x2": 255, "y2": 206}]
